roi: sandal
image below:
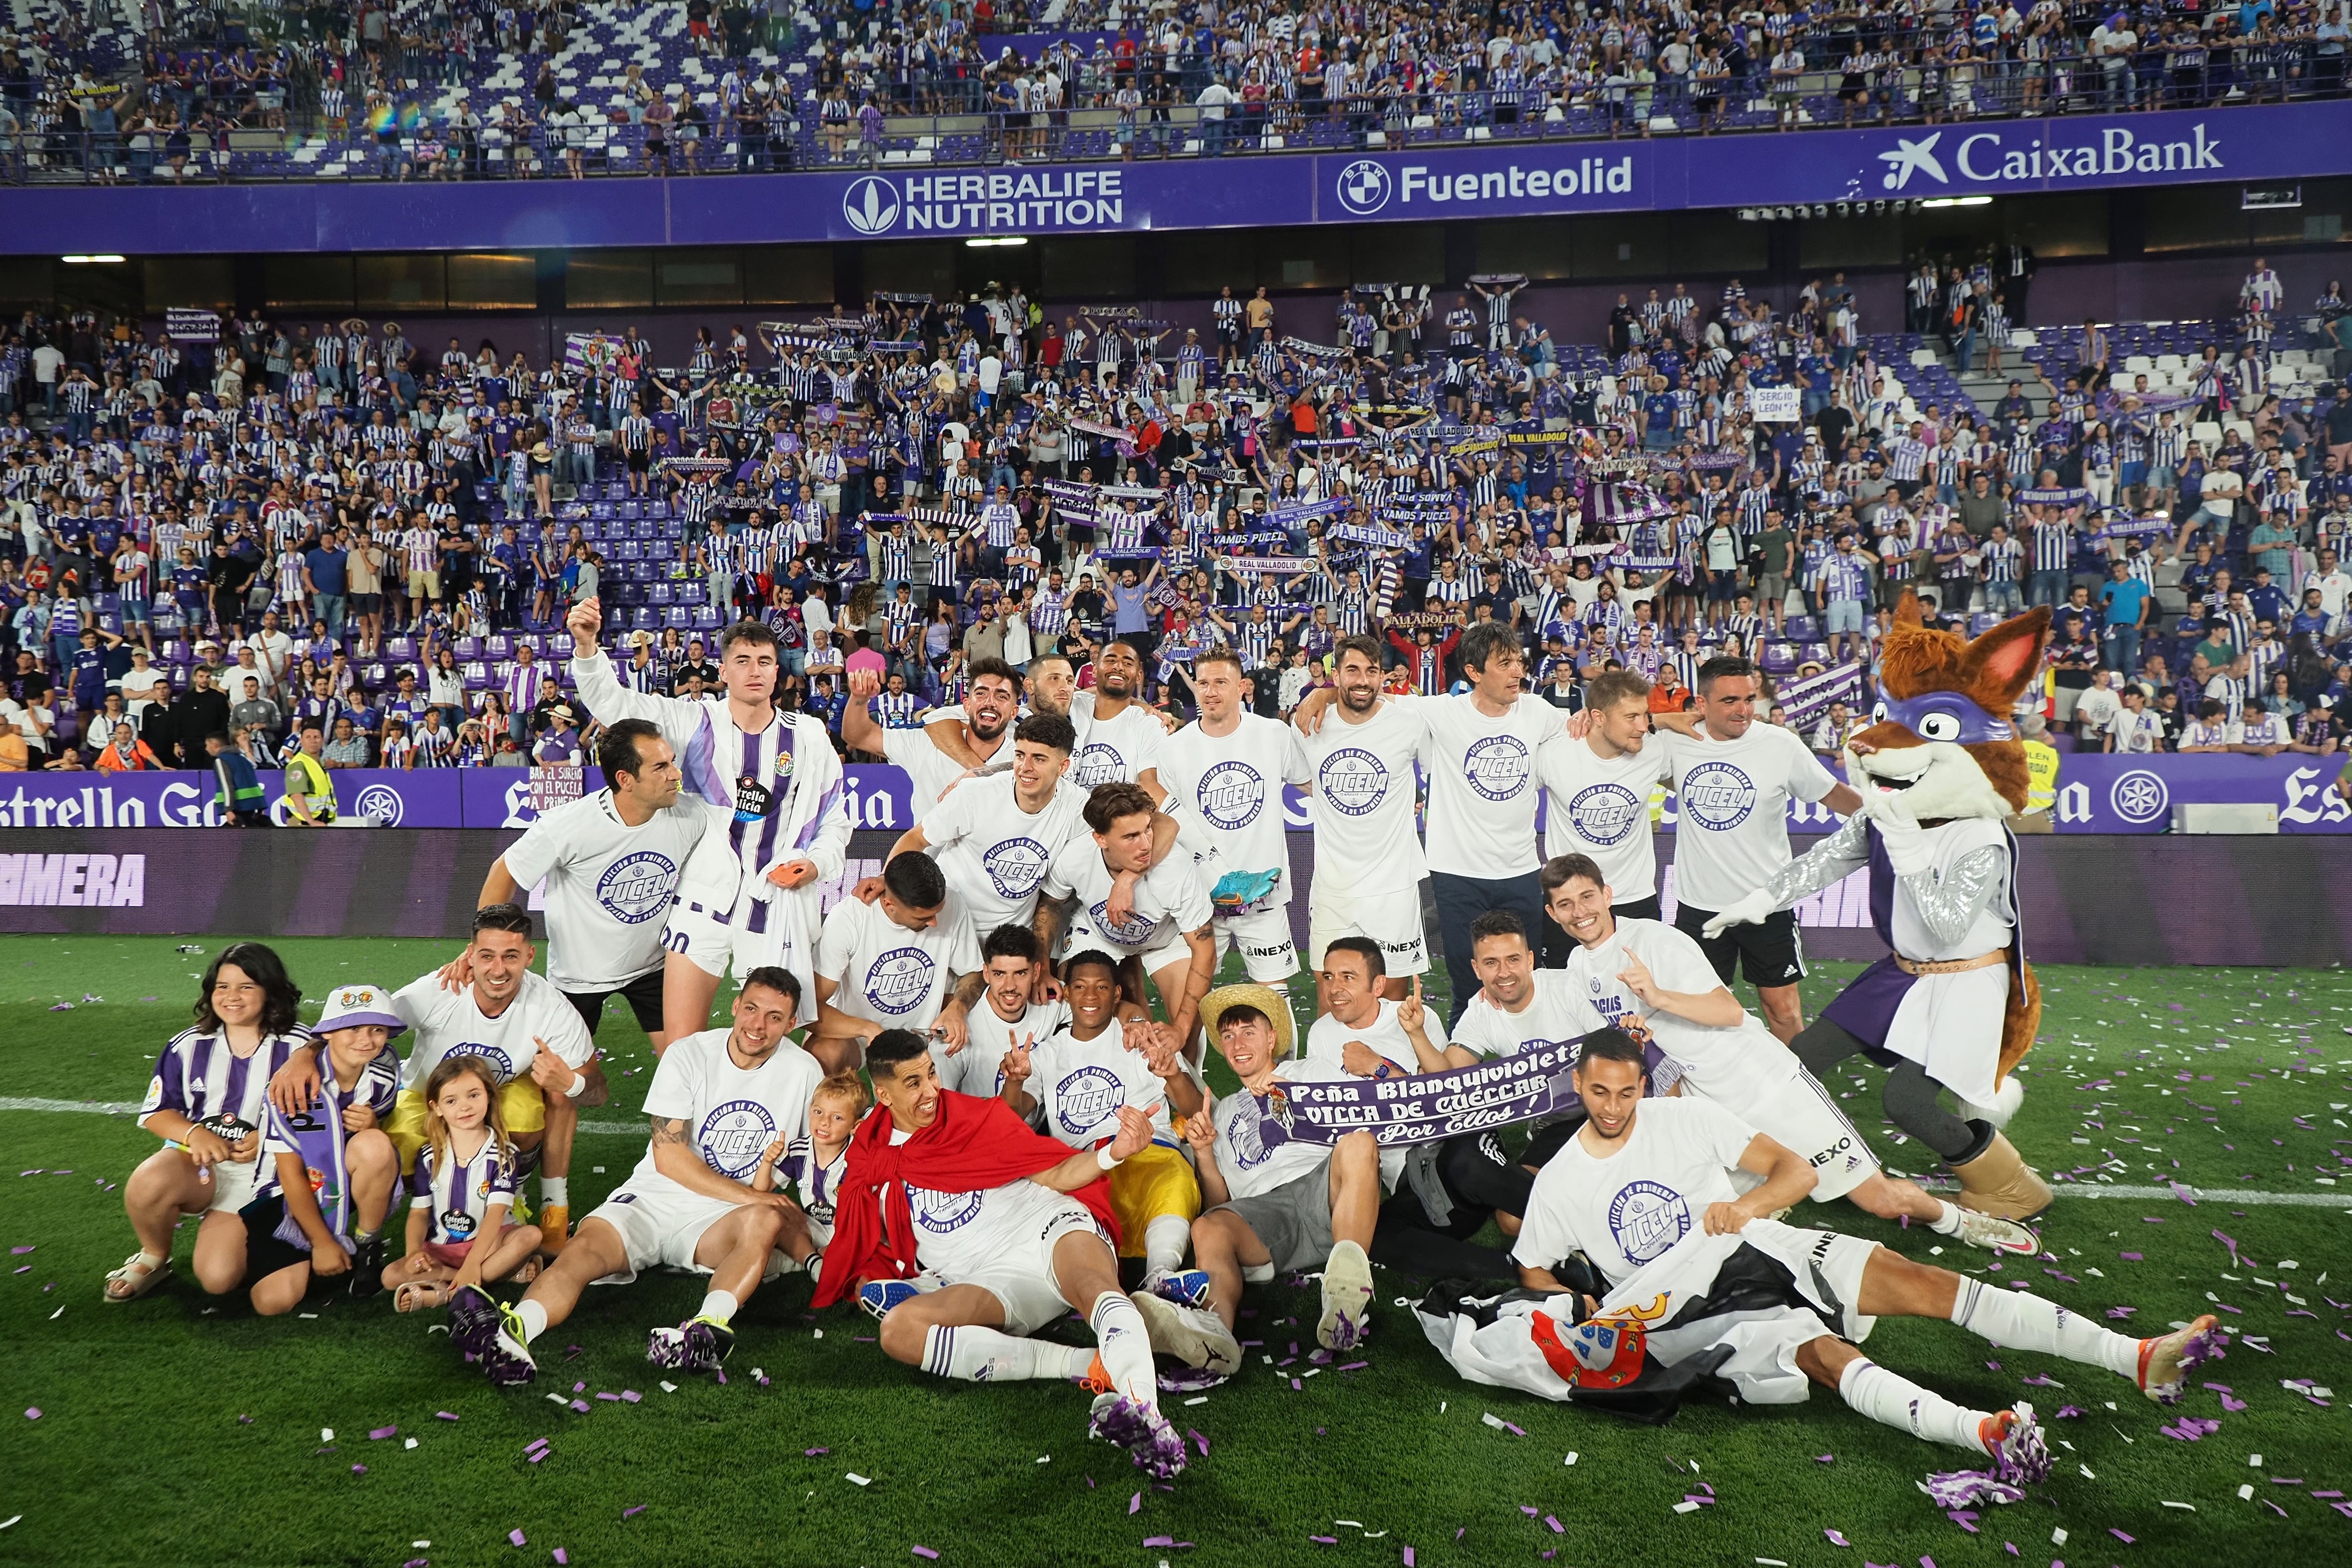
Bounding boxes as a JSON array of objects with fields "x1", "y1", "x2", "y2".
[
  {"x1": 103, "y1": 1251, "x2": 172, "y2": 1303},
  {"x1": 394, "y1": 1280, "x2": 453, "y2": 1314},
  {"x1": 503, "y1": 1257, "x2": 543, "y2": 1288}
]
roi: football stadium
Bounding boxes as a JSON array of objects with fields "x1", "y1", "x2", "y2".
[{"x1": 3, "y1": 2, "x2": 2352, "y2": 1564}]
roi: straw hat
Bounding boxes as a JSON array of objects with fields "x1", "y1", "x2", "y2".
[{"x1": 1198, "y1": 983, "x2": 1295, "y2": 1060}]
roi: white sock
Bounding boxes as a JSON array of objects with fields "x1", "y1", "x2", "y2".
[
  {"x1": 515, "y1": 1299, "x2": 549, "y2": 1344},
  {"x1": 1089, "y1": 1290, "x2": 1157, "y2": 1406},
  {"x1": 540, "y1": 1176, "x2": 568, "y2": 1205},
  {"x1": 920, "y1": 1324, "x2": 1092, "y2": 1383},
  {"x1": 697, "y1": 1289, "x2": 739, "y2": 1326},
  {"x1": 1951, "y1": 1277, "x2": 2140, "y2": 1377},
  {"x1": 1839, "y1": 1356, "x2": 1992, "y2": 1453},
  {"x1": 1929, "y1": 1200, "x2": 1965, "y2": 1235},
  {"x1": 1144, "y1": 1214, "x2": 1191, "y2": 1277}
]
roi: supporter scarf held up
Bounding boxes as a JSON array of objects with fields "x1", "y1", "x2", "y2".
[{"x1": 811, "y1": 1091, "x2": 1120, "y2": 1308}]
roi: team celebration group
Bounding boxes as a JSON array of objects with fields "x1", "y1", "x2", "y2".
[{"x1": 102, "y1": 593, "x2": 2221, "y2": 1486}]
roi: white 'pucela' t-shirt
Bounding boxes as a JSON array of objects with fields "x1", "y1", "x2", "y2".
[
  {"x1": 1285, "y1": 698, "x2": 1428, "y2": 900},
  {"x1": 390, "y1": 970, "x2": 596, "y2": 1091},
  {"x1": 1512, "y1": 1095, "x2": 1758, "y2": 1286},
  {"x1": 1535, "y1": 733, "x2": 1669, "y2": 903},
  {"x1": 622, "y1": 1025, "x2": 824, "y2": 1198},
  {"x1": 500, "y1": 791, "x2": 720, "y2": 990},
  {"x1": 1561, "y1": 918, "x2": 1803, "y2": 1105},
  {"x1": 1067, "y1": 690, "x2": 1165, "y2": 790},
  {"x1": 1043, "y1": 837, "x2": 1214, "y2": 958},
  {"x1": 917, "y1": 771, "x2": 1089, "y2": 936},
  {"x1": 1660, "y1": 724, "x2": 1839, "y2": 910},
  {"x1": 814, "y1": 891, "x2": 982, "y2": 1031},
  {"x1": 1156, "y1": 712, "x2": 1296, "y2": 897},
  {"x1": 1400, "y1": 692, "x2": 1559, "y2": 880}
]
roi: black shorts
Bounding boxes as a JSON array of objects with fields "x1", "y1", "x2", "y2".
[
  {"x1": 239, "y1": 1196, "x2": 339, "y2": 1292},
  {"x1": 564, "y1": 966, "x2": 666, "y2": 1038},
  {"x1": 350, "y1": 593, "x2": 382, "y2": 614},
  {"x1": 1674, "y1": 901, "x2": 1806, "y2": 989},
  {"x1": 1520, "y1": 1116, "x2": 1582, "y2": 1171}
]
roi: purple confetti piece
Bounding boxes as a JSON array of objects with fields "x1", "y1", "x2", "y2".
[
  {"x1": 1310, "y1": 1537, "x2": 1338, "y2": 1546},
  {"x1": 509, "y1": 1530, "x2": 528, "y2": 1546},
  {"x1": 595, "y1": 1393, "x2": 621, "y2": 1402},
  {"x1": 24, "y1": 1409, "x2": 39, "y2": 1420},
  {"x1": 621, "y1": 1390, "x2": 641, "y2": 1403},
  {"x1": 552, "y1": 1553, "x2": 568, "y2": 1567},
  {"x1": 568, "y1": 1400, "x2": 589, "y2": 1414},
  {"x1": 8, "y1": 1247, "x2": 31, "y2": 1255},
  {"x1": 370, "y1": 1426, "x2": 397, "y2": 1441},
  {"x1": 1129, "y1": 1490, "x2": 1143, "y2": 1515},
  {"x1": 1816, "y1": 1454, "x2": 1836, "y2": 1464},
  {"x1": 622, "y1": 1505, "x2": 646, "y2": 1519},
  {"x1": 1545, "y1": 1514, "x2": 1564, "y2": 1533},
  {"x1": 1827, "y1": 1528, "x2": 1851, "y2": 1546},
  {"x1": 911, "y1": 1550, "x2": 938, "y2": 1562},
  {"x1": 238, "y1": 1415, "x2": 252, "y2": 1424},
  {"x1": 804, "y1": 1448, "x2": 828, "y2": 1457},
  {"x1": 2112, "y1": 1529, "x2": 2136, "y2": 1544},
  {"x1": 436, "y1": 1412, "x2": 459, "y2": 1422},
  {"x1": 1190, "y1": 1429, "x2": 1209, "y2": 1457},
  {"x1": 350, "y1": 1464, "x2": 366, "y2": 1475},
  {"x1": 1404, "y1": 1551, "x2": 1416, "y2": 1568},
  {"x1": 527, "y1": 1452, "x2": 548, "y2": 1465},
  {"x1": 1144, "y1": 1536, "x2": 1175, "y2": 1548}
]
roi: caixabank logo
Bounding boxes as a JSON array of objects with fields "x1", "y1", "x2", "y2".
[{"x1": 1871, "y1": 122, "x2": 2227, "y2": 192}]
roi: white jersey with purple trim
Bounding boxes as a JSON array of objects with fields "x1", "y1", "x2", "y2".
[
  {"x1": 813, "y1": 891, "x2": 983, "y2": 1033},
  {"x1": 890, "y1": 1115, "x2": 1091, "y2": 1277},
  {"x1": 409, "y1": 1130, "x2": 523, "y2": 1245},
  {"x1": 1066, "y1": 690, "x2": 1166, "y2": 790},
  {"x1": 1510, "y1": 1095, "x2": 1758, "y2": 1287},
  {"x1": 389, "y1": 969, "x2": 596, "y2": 1091},
  {"x1": 1208, "y1": 1058, "x2": 1350, "y2": 1201},
  {"x1": 254, "y1": 1047, "x2": 402, "y2": 1203},
  {"x1": 1535, "y1": 733, "x2": 1670, "y2": 900},
  {"x1": 1154, "y1": 713, "x2": 1296, "y2": 905},
  {"x1": 498, "y1": 789, "x2": 723, "y2": 991},
  {"x1": 1562, "y1": 919, "x2": 1804, "y2": 1106},
  {"x1": 619, "y1": 1025, "x2": 825, "y2": 1201},
  {"x1": 916, "y1": 771, "x2": 1089, "y2": 938},
  {"x1": 781, "y1": 1133, "x2": 849, "y2": 1246},
  {"x1": 1043, "y1": 837, "x2": 1214, "y2": 960},
  {"x1": 570, "y1": 647, "x2": 852, "y2": 926},
  {"x1": 940, "y1": 995, "x2": 1069, "y2": 1098},
  {"x1": 138, "y1": 1026, "x2": 312, "y2": 1144}
]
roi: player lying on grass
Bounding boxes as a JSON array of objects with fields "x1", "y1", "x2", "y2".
[
  {"x1": 816, "y1": 1028, "x2": 1192, "y2": 1481},
  {"x1": 108, "y1": 943, "x2": 316, "y2": 1303},
  {"x1": 1000, "y1": 948, "x2": 1213, "y2": 1320},
  {"x1": 452, "y1": 969, "x2": 824, "y2": 1385},
  {"x1": 268, "y1": 905, "x2": 608, "y2": 1254},
  {"x1": 1541, "y1": 853, "x2": 2040, "y2": 1255},
  {"x1": 240, "y1": 985, "x2": 405, "y2": 1316},
  {"x1": 1423, "y1": 1031, "x2": 2223, "y2": 1485},
  {"x1": 380, "y1": 1055, "x2": 544, "y2": 1311}
]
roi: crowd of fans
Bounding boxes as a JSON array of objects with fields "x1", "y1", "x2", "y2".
[
  {"x1": 3, "y1": 0, "x2": 2350, "y2": 182},
  {"x1": 1, "y1": 245, "x2": 2350, "y2": 782}
]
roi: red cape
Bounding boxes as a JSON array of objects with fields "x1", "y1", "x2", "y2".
[{"x1": 810, "y1": 1090, "x2": 1120, "y2": 1308}]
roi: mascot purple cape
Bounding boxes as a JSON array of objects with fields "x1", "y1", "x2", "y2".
[{"x1": 1705, "y1": 592, "x2": 2052, "y2": 1220}]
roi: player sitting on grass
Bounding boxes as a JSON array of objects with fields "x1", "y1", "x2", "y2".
[
  {"x1": 1000, "y1": 948, "x2": 1232, "y2": 1374},
  {"x1": 453, "y1": 969, "x2": 824, "y2": 1385},
  {"x1": 815, "y1": 1028, "x2": 1190, "y2": 1480},
  {"x1": 1430, "y1": 1031, "x2": 2222, "y2": 1485},
  {"x1": 107, "y1": 943, "x2": 314, "y2": 1303},
  {"x1": 242, "y1": 984, "x2": 406, "y2": 1316},
  {"x1": 381, "y1": 1056, "x2": 544, "y2": 1312},
  {"x1": 1184, "y1": 984, "x2": 1383, "y2": 1354}
]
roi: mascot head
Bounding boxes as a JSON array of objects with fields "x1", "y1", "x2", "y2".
[{"x1": 1845, "y1": 593, "x2": 2051, "y2": 821}]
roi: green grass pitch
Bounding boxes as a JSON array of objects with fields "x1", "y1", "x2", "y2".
[{"x1": 1, "y1": 935, "x2": 2348, "y2": 1568}]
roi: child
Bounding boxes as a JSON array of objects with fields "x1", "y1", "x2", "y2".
[
  {"x1": 243, "y1": 985, "x2": 406, "y2": 1316},
  {"x1": 764, "y1": 1070, "x2": 868, "y2": 1279},
  {"x1": 381, "y1": 1056, "x2": 543, "y2": 1311}
]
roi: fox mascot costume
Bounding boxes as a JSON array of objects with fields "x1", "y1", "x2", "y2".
[{"x1": 1705, "y1": 593, "x2": 2052, "y2": 1220}]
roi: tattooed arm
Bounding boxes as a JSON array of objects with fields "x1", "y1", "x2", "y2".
[{"x1": 648, "y1": 1114, "x2": 795, "y2": 1208}]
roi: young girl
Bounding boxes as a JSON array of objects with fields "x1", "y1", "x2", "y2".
[
  {"x1": 381, "y1": 1056, "x2": 543, "y2": 1311},
  {"x1": 759, "y1": 1070, "x2": 868, "y2": 1280},
  {"x1": 243, "y1": 985, "x2": 406, "y2": 1316},
  {"x1": 107, "y1": 944, "x2": 312, "y2": 1302}
]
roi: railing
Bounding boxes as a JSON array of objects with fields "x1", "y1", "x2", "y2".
[{"x1": 3, "y1": 48, "x2": 2345, "y2": 185}]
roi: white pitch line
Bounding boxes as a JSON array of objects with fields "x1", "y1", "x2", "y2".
[{"x1": 4, "y1": 1097, "x2": 2346, "y2": 1207}]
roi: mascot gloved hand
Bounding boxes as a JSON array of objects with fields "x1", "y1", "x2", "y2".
[{"x1": 1709, "y1": 594, "x2": 2055, "y2": 1222}]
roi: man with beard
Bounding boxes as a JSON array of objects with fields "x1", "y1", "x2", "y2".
[
  {"x1": 1063, "y1": 640, "x2": 1171, "y2": 793},
  {"x1": 917, "y1": 649, "x2": 1081, "y2": 774},
  {"x1": 847, "y1": 656, "x2": 1023, "y2": 805},
  {"x1": 1284, "y1": 636, "x2": 1430, "y2": 1011}
]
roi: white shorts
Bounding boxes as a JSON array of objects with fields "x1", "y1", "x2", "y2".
[
  {"x1": 661, "y1": 897, "x2": 769, "y2": 982},
  {"x1": 1754, "y1": 1071, "x2": 1879, "y2": 1203},
  {"x1": 939, "y1": 1202, "x2": 1108, "y2": 1336},
  {"x1": 586, "y1": 1181, "x2": 738, "y2": 1285},
  {"x1": 201, "y1": 1153, "x2": 268, "y2": 1215},
  {"x1": 1307, "y1": 887, "x2": 1430, "y2": 976},
  {"x1": 1067, "y1": 921, "x2": 1191, "y2": 982},
  {"x1": 1212, "y1": 904, "x2": 1299, "y2": 983}
]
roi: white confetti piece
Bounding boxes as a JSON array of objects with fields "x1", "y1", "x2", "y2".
[
  {"x1": 320, "y1": 1428, "x2": 334, "y2": 1442},
  {"x1": 1035, "y1": 1456, "x2": 1050, "y2": 1465},
  {"x1": 1184, "y1": 1396, "x2": 1209, "y2": 1406},
  {"x1": 2239, "y1": 1485, "x2": 2256, "y2": 1501},
  {"x1": 845, "y1": 1473, "x2": 871, "y2": 1487},
  {"x1": 0, "y1": 1517, "x2": 19, "y2": 1530},
  {"x1": 1673, "y1": 1502, "x2": 1702, "y2": 1515},
  {"x1": 2052, "y1": 1528, "x2": 2068, "y2": 1545},
  {"x1": 2162, "y1": 1501, "x2": 2196, "y2": 1511},
  {"x1": 2249, "y1": 1454, "x2": 2264, "y2": 1466},
  {"x1": 659, "y1": 1381, "x2": 677, "y2": 1393},
  {"x1": 1480, "y1": 1413, "x2": 1505, "y2": 1430},
  {"x1": 1564, "y1": 1452, "x2": 1579, "y2": 1466}
]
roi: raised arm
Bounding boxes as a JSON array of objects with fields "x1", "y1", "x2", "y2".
[{"x1": 565, "y1": 596, "x2": 696, "y2": 747}]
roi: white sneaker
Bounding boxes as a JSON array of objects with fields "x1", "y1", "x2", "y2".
[
  {"x1": 1128, "y1": 1289, "x2": 1242, "y2": 1377},
  {"x1": 1317, "y1": 1239, "x2": 1374, "y2": 1352},
  {"x1": 1948, "y1": 1207, "x2": 2041, "y2": 1256}
]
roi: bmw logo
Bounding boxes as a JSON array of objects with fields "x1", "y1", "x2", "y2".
[
  {"x1": 1335, "y1": 159, "x2": 1392, "y2": 216},
  {"x1": 353, "y1": 783, "x2": 404, "y2": 826},
  {"x1": 842, "y1": 175, "x2": 902, "y2": 236}
]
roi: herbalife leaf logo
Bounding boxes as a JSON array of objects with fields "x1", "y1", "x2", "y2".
[
  {"x1": 1878, "y1": 133, "x2": 1947, "y2": 191},
  {"x1": 842, "y1": 176, "x2": 902, "y2": 236}
]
